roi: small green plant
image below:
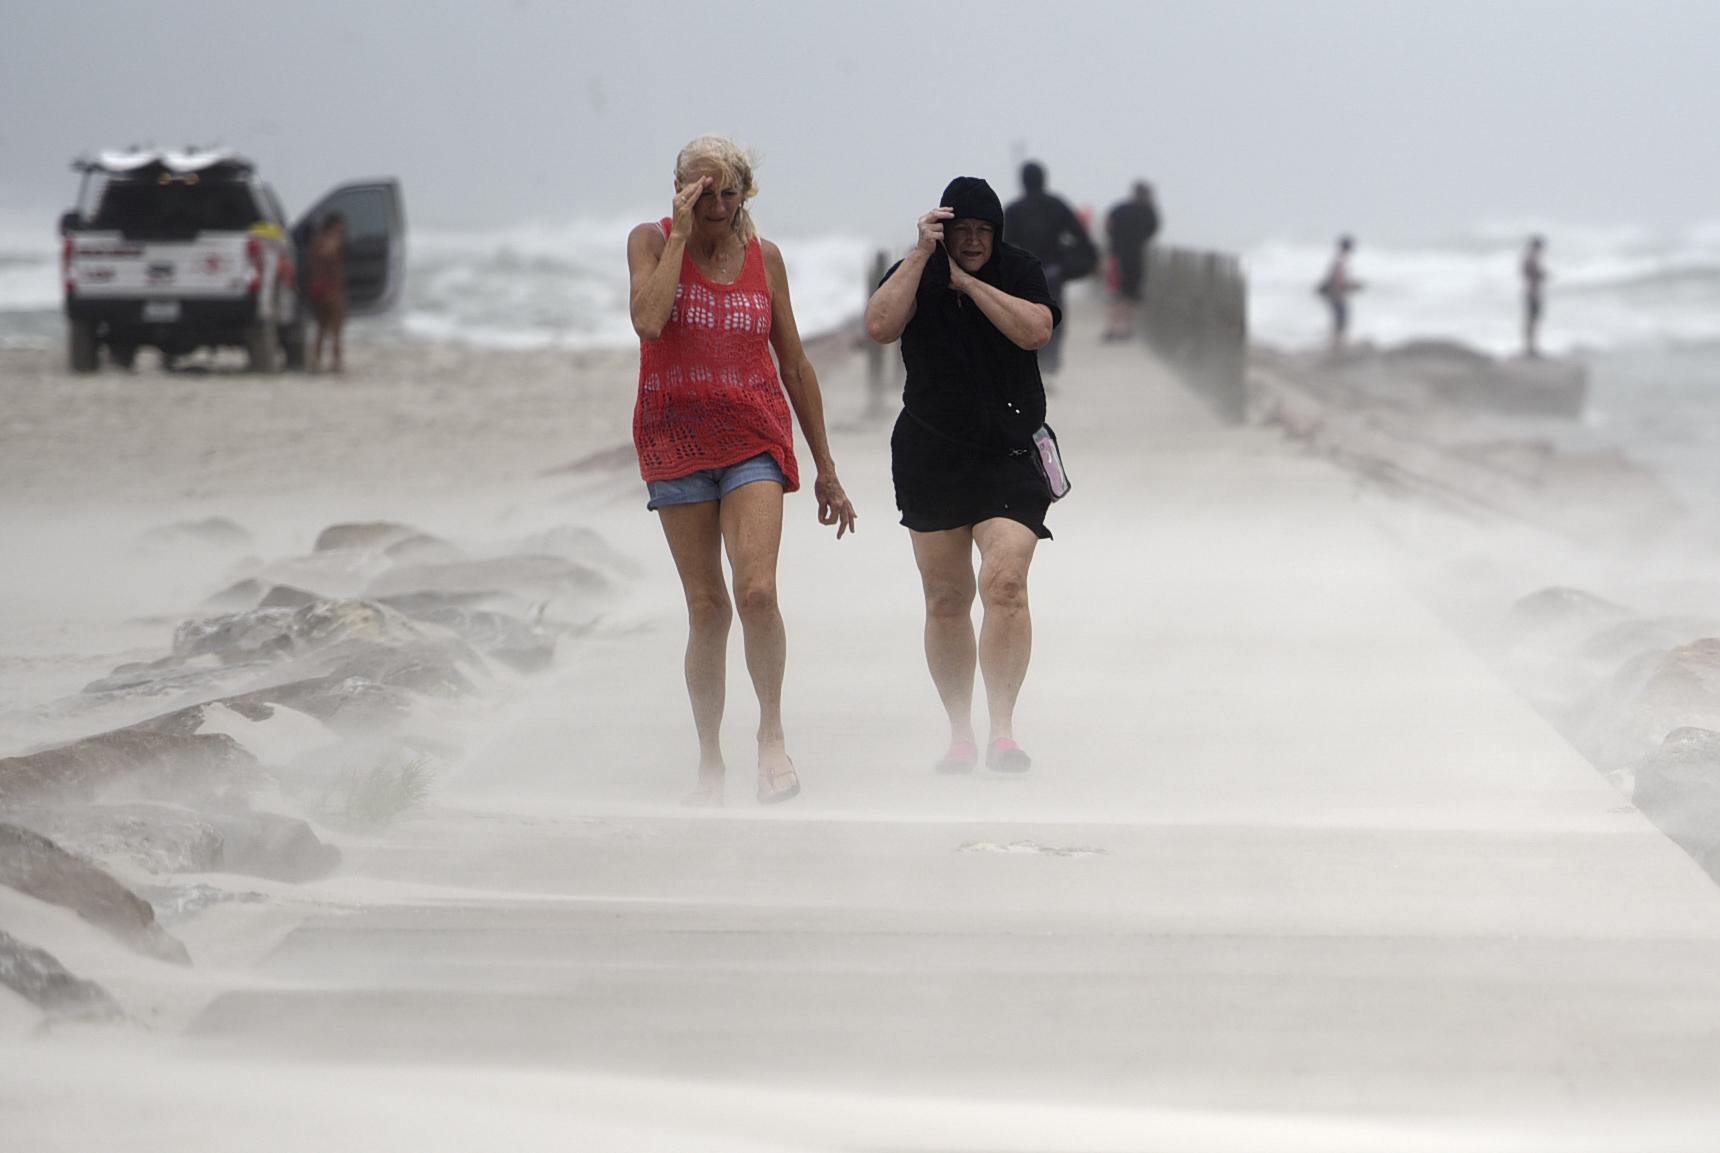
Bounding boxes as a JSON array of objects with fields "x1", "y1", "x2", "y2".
[{"x1": 323, "y1": 753, "x2": 435, "y2": 830}]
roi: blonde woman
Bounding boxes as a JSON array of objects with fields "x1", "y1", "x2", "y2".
[{"x1": 626, "y1": 136, "x2": 857, "y2": 806}]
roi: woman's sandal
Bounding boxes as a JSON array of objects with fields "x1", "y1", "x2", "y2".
[
  {"x1": 986, "y1": 738, "x2": 1032, "y2": 773},
  {"x1": 757, "y1": 759, "x2": 801, "y2": 805},
  {"x1": 933, "y1": 739, "x2": 979, "y2": 774}
]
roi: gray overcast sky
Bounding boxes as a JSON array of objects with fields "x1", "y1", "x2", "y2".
[{"x1": 2, "y1": 0, "x2": 1716, "y2": 248}]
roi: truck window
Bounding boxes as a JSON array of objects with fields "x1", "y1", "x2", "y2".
[{"x1": 91, "y1": 179, "x2": 263, "y2": 240}]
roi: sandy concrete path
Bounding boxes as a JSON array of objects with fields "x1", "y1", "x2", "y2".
[{"x1": 8, "y1": 311, "x2": 1720, "y2": 1150}]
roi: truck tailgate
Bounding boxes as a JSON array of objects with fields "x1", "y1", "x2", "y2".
[{"x1": 67, "y1": 235, "x2": 254, "y2": 298}]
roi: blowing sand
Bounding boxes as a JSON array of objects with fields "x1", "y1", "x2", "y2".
[{"x1": 6, "y1": 315, "x2": 1720, "y2": 1151}]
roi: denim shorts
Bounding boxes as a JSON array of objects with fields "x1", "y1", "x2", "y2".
[{"x1": 645, "y1": 453, "x2": 787, "y2": 511}]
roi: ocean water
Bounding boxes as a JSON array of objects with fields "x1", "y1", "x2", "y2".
[
  {"x1": 1245, "y1": 221, "x2": 1720, "y2": 357},
  {"x1": 5, "y1": 216, "x2": 1718, "y2": 533},
  {"x1": 0, "y1": 215, "x2": 871, "y2": 352}
]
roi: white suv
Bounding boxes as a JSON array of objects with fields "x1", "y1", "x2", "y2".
[{"x1": 60, "y1": 148, "x2": 404, "y2": 372}]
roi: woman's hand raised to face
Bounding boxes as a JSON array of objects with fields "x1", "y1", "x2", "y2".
[
  {"x1": 916, "y1": 207, "x2": 953, "y2": 256},
  {"x1": 669, "y1": 177, "x2": 709, "y2": 242}
]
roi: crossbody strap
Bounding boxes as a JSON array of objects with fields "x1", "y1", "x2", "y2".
[{"x1": 902, "y1": 405, "x2": 1030, "y2": 457}]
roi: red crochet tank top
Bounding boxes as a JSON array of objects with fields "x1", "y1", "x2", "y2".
[{"x1": 633, "y1": 220, "x2": 800, "y2": 491}]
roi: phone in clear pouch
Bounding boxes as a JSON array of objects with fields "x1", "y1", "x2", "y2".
[{"x1": 1031, "y1": 424, "x2": 1070, "y2": 501}]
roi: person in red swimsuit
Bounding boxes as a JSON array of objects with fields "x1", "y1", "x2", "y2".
[
  {"x1": 306, "y1": 213, "x2": 347, "y2": 373},
  {"x1": 626, "y1": 135, "x2": 857, "y2": 806}
]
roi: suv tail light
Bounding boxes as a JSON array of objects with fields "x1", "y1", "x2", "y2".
[
  {"x1": 63, "y1": 236, "x2": 76, "y2": 294},
  {"x1": 245, "y1": 236, "x2": 263, "y2": 294}
]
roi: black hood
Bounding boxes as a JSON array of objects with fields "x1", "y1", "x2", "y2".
[
  {"x1": 941, "y1": 176, "x2": 1005, "y2": 243},
  {"x1": 936, "y1": 176, "x2": 1006, "y2": 281}
]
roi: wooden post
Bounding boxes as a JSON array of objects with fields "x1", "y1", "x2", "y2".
[{"x1": 865, "y1": 249, "x2": 889, "y2": 419}]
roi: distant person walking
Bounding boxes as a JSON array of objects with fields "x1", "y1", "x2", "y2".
[
  {"x1": 1102, "y1": 181, "x2": 1161, "y2": 342},
  {"x1": 1522, "y1": 235, "x2": 1547, "y2": 358},
  {"x1": 1004, "y1": 161, "x2": 1095, "y2": 379},
  {"x1": 864, "y1": 176, "x2": 1059, "y2": 776},
  {"x1": 306, "y1": 214, "x2": 347, "y2": 373},
  {"x1": 626, "y1": 135, "x2": 857, "y2": 807},
  {"x1": 1317, "y1": 235, "x2": 1361, "y2": 353}
]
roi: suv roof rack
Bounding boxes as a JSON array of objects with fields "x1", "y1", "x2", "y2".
[{"x1": 73, "y1": 147, "x2": 255, "y2": 177}]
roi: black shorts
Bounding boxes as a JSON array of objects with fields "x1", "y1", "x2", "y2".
[
  {"x1": 1116, "y1": 256, "x2": 1144, "y2": 301},
  {"x1": 890, "y1": 410, "x2": 1052, "y2": 540}
]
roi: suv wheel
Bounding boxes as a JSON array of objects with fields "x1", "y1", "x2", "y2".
[
  {"x1": 68, "y1": 319, "x2": 100, "y2": 374},
  {"x1": 246, "y1": 317, "x2": 279, "y2": 374}
]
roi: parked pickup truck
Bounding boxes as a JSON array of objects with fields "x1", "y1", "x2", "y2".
[{"x1": 60, "y1": 148, "x2": 404, "y2": 372}]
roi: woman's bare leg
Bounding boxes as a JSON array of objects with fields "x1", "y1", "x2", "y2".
[
  {"x1": 657, "y1": 502, "x2": 731, "y2": 793},
  {"x1": 330, "y1": 303, "x2": 347, "y2": 373},
  {"x1": 910, "y1": 527, "x2": 979, "y2": 748},
  {"x1": 718, "y1": 481, "x2": 794, "y2": 793},
  {"x1": 971, "y1": 517, "x2": 1038, "y2": 744}
]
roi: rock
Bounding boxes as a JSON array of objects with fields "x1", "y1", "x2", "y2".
[
  {"x1": 310, "y1": 637, "x2": 480, "y2": 697},
  {"x1": 137, "y1": 516, "x2": 251, "y2": 549},
  {"x1": 509, "y1": 525, "x2": 643, "y2": 579},
  {"x1": 1580, "y1": 617, "x2": 1710, "y2": 669},
  {"x1": 1381, "y1": 338, "x2": 1494, "y2": 371},
  {"x1": 90, "y1": 598, "x2": 463, "y2": 709},
  {"x1": 1574, "y1": 639, "x2": 1720, "y2": 780},
  {"x1": 115, "y1": 677, "x2": 415, "y2": 740},
  {"x1": 217, "y1": 676, "x2": 414, "y2": 735},
  {"x1": 1508, "y1": 587, "x2": 1634, "y2": 637},
  {"x1": 1375, "y1": 340, "x2": 1589, "y2": 417},
  {"x1": 379, "y1": 589, "x2": 506, "y2": 615},
  {"x1": 366, "y1": 554, "x2": 611, "y2": 602},
  {"x1": 0, "y1": 929, "x2": 125, "y2": 1023},
  {"x1": 82, "y1": 655, "x2": 268, "y2": 700},
  {"x1": 257, "y1": 584, "x2": 321, "y2": 610},
  {"x1": 202, "y1": 578, "x2": 266, "y2": 610},
  {"x1": 14, "y1": 802, "x2": 339, "y2": 884},
  {"x1": 0, "y1": 824, "x2": 190, "y2": 964},
  {"x1": 137, "y1": 883, "x2": 268, "y2": 924},
  {"x1": 377, "y1": 596, "x2": 559, "y2": 673},
  {"x1": 174, "y1": 599, "x2": 427, "y2": 666},
  {"x1": 0, "y1": 725, "x2": 259, "y2": 808},
  {"x1": 382, "y1": 532, "x2": 464, "y2": 564},
  {"x1": 1634, "y1": 727, "x2": 1720, "y2": 880},
  {"x1": 313, "y1": 521, "x2": 420, "y2": 553},
  {"x1": 1631, "y1": 640, "x2": 1720, "y2": 732},
  {"x1": 212, "y1": 811, "x2": 341, "y2": 882},
  {"x1": 173, "y1": 608, "x2": 300, "y2": 663},
  {"x1": 17, "y1": 803, "x2": 225, "y2": 875}
]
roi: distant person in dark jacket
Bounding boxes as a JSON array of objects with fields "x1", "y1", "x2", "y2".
[
  {"x1": 1003, "y1": 161, "x2": 1094, "y2": 378},
  {"x1": 1103, "y1": 181, "x2": 1160, "y2": 341},
  {"x1": 1522, "y1": 235, "x2": 1547, "y2": 358}
]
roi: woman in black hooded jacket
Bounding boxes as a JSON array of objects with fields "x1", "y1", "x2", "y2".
[{"x1": 864, "y1": 176, "x2": 1059, "y2": 775}]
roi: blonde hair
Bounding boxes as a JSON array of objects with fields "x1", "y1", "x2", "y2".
[{"x1": 674, "y1": 135, "x2": 760, "y2": 242}]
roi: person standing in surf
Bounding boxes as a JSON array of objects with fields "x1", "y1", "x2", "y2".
[
  {"x1": 1522, "y1": 235, "x2": 1548, "y2": 358},
  {"x1": 864, "y1": 176, "x2": 1058, "y2": 775},
  {"x1": 1317, "y1": 234, "x2": 1361, "y2": 354},
  {"x1": 626, "y1": 135, "x2": 857, "y2": 806}
]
